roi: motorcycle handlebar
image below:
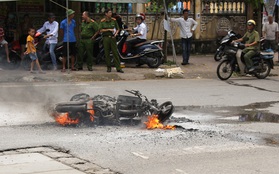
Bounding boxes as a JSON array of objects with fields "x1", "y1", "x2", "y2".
[{"x1": 125, "y1": 90, "x2": 140, "y2": 96}]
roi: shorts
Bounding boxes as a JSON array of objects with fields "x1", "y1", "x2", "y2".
[
  {"x1": 62, "y1": 42, "x2": 77, "y2": 57},
  {"x1": 29, "y1": 53, "x2": 38, "y2": 61}
]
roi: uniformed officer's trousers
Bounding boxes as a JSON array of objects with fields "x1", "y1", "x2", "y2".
[
  {"x1": 103, "y1": 36, "x2": 121, "y2": 70},
  {"x1": 242, "y1": 48, "x2": 257, "y2": 69},
  {"x1": 77, "y1": 39, "x2": 94, "y2": 69}
]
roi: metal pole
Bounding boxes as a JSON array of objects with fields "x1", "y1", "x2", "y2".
[
  {"x1": 66, "y1": 0, "x2": 70, "y2": 73},
  {"x1": 163, "y1": 0, "x2": 177, "y2": 66}
]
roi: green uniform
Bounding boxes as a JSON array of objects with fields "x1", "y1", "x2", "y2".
[
  {"x1": 242, "y1": 30, "x2": 260, "y2": 68},
  {"x1": 77, "y1": 19, "x2": 99, "y2": 70},
  {"x1": 99, "y1": 17, "x2": 121, "y2": 71}
]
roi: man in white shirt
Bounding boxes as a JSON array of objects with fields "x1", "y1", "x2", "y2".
[
  {"x1": 262, "y1": 15, "x2": 279, "y2": 51},
  {"x1": 37, "y1": 13, "x2": 59, "y2": 70},
  {"x1": 126, "y1": 14, "x2": 147, "y2": 57},
  {"x1": 170, "y1": 9, "x2": 197, "y2": 65}
]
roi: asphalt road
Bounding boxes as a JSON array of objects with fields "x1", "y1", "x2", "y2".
[{"x1": 1, "y1": 78, "x2": 279, "y2": 174}]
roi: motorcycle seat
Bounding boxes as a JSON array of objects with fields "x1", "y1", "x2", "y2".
[
  {"x1": 134, "y1": 40, "x2": 157, "y2": 47},
  {"x1": 116, "y1": 95, "x2": 142, "y2": 115}
]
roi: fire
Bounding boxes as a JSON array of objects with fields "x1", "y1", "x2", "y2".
[
  {"x1": 54, "y1": 112, "x2": 79, "y2": 126},
  {"x1": 144, "y1": 114, "x2": 175, "y2": 130},
  {"x1": 53, "y1": 100, "x2": 95, "y2": 126},
  {"x1": 87, "y1": 100, "x2": 94, "y2": 122}
]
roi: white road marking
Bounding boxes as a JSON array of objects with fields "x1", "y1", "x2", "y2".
[
  {"x1": 175, "y1": 169, "x2": 189, "y2": 174},
  {"x1": 131, "y1": 152, "x2": 149, "y2": 159},
  {"x1": 182, "y1": 143, "x2": 267, "y2": 154}
]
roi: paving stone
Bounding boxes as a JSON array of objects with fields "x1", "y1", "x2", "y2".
[
  {"x1": 90, "y1": 168, "x2": 116, "y2": 174},
  {"x1": 43, "y1": 151, "x2": 73, "y2": 159},
  {"x1": 16, "y1": 149, "x2": 29, "y2": 153},
  {"x1": 72, "y1": 162, "x2": 103, "y2": 171},
  {"x1": 58, "y1": 157, "x2": 87, "y2": 165},
  {"x1": 2, "y1": 150, "x2": 19, "y2": 155},
  {"x1": 0, "y1": 153, "x2": 85, "y2": 174},
  {"x1": 26, "y1": 147, "x2": 56, "y2": 153}
]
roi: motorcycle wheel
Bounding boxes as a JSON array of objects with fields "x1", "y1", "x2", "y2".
[
  {"x1": 70, "y1": 93, "x2": 90, "y2": 102},
  {"x1": 157, "y1": 101, "x2": 174, "y2": 123},
  {"x1": 214, "y1": 50, "x2": 222, "y2": 61},
  {"x1": 147, "y1": 52, "x2": 162, "y2": 68},
  {"x1": 217, "y1": 60, "x2": 233, "y2": 80},
  {"x1": 8, "y1": 51, "x2": 21, "y2": 70},
  {"x1": 255, "y1": 61, "x2": 271, "y2": 79}
]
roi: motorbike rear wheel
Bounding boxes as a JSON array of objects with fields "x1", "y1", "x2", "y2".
[
  {"x1": 255, "y1": 61, "x2": 271, "y2": 79},
  {"x1": 217, "y1": 60, "x2": 233, "y2": 80},
  {"x1": 147, "y1": 52, "x2": 162, "y2": 68},
  {"x1": 157, "y1": 101, "x2": 174, "y2": 123}
]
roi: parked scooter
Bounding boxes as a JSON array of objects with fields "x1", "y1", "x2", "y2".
[
  {"x1": 96, "y1": 30, "x2": 164, "y2": 68},
  {"x1": 216, "y1": 39, "x2": 274, "y2": 80},
  {"x1": 214, "y1": 30, "x2": 240, "y2": 61},
  {"x1": 22, "y1": 29, "x2": 63, "y2": 70},
  {"x1": 0, "y1": 41, "x2": 21, "y2": 70}
]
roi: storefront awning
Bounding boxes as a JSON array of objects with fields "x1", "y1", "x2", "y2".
[{"x1": 70, "y1": 0, "x2": 148, "y2": 3}]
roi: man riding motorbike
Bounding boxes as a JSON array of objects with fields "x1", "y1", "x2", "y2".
[
  {"x1": 126, "y1": 14, "x2": 147, "y2": 57},
  {"x1": 232, "y1": 19, "x2": 260, "y2": 72}
]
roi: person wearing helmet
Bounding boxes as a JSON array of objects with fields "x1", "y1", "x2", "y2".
[
  {"x1": 60, "y1": 9, "x2": 77, "y2": 72},
  {"x1": 126, "y1": 14, "x2": 147, "y2": 57},
  {"x1": 233, "y1": 19, "x2": 260, "y2": 72},
  {"x1": 0, "y1": 28, "x2": 10, "y2": 64}
]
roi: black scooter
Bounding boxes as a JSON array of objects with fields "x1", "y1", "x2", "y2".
[
  {"x1": 215, "y1": 31, "x2": 240, "y2": 61},
  {"x1": 96, "y1": 30, "x2": 164, "y2": 68}
]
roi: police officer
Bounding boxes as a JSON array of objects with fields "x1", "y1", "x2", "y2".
[
  {"x1": 99, "y1": 8, "x2": 124, "y2": 73},
  {"x1": 76, "y1": 11, "x2": 99, "y2": 71},
  {"x1": 233, "y1": 19, "x2": 260, "y2": 72}
]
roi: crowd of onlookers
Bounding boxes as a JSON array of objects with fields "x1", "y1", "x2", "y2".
[{"x1": 0, "y1": 8, "x2": 151, "y2": 74}]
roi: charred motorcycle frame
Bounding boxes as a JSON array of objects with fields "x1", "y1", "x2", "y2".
[{"x1": 53, "y1": 90, "x2": 174, "y2": 126}]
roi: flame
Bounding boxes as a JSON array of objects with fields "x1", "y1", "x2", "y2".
[
  {"x1": 54, "y1": 112, "x2": 79, "y2": 126},
  {"x1": 87, "y1": 100, "x2": 94, "y2": 122},
  {"x1": 144, "y1": 114, "x2": 175, "y2": 130}
]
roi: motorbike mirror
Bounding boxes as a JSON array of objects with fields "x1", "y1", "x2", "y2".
[{"x1": 120, "y1": 30, "x2": 125, "y2": 36}]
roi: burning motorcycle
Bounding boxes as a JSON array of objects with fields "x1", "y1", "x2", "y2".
[
  {"x1": 96, "y1": 30, "x2": 164, "y2": 68},
  {"x1": 214, "y1": 30, "x2": 240, "y2": 61},
  {"x1": 52, "y1": 90, "x2": 174, "y2": 126},
  {"x1": 216, "y1": 40, "x2": 274, "y2": 80}
]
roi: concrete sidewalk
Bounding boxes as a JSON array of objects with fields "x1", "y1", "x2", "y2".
[
  {"x1": 0, "y1": 55, "x2": 226, "y2": 83},
  {"x1": 0, "y1": 54, "x2": 279, "y2": 83},
  {"x1": 0, "y1": 147, "x2": 116, "y2": 174}
]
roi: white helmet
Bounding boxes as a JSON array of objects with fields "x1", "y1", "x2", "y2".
[{"x1": 247, "y1": 19, "x2": 256, "y2": 26}]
